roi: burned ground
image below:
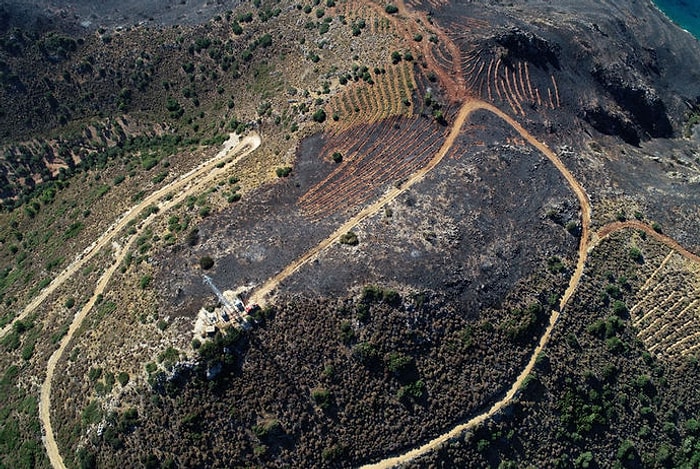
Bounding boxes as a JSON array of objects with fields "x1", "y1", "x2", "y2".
[
  {"x1": 137, "y1": 106, "x2": 580, "y2": 467},
  {"x1": 1, "y1": 0, "x2": 700, "y2": 467}
]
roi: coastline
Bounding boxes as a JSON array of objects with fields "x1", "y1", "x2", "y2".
[{"x1": 651, "y1": 0, "x2": 700, "y2": 40}]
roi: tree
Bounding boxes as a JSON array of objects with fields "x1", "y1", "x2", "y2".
[
  {"x1": 139, "y1": 275, "x2": 152, "y2": 289},
  {"x1": 311, "y1": 388, "x2": 331, "y2": 410},
  {"x1": 612, "y1": 300, "x2": 628, "y2": 317},
  {"x1": 276, "y1": 166, "x2": 292, "y2": 178},
  {"x1": 385, "y1": 352, "x2": 412, "y2": 374},
  {"x1": 312, "y1": 108, "x2": 326, "y2": 123},
  {"x1": 629, "y1": 247, "x2": 643, "y2": 263},
  {"x1": 433, "y1": 109, "x2": 446, "y2": 125},
  {"x1": 385, "y1": 4, "x2": 398, "y2": 14},
  {"x1": 117, "y1": 371, "x2": 130, "y2": 387},
  {"x1": 391, "y1": 51, "x2": 402, "y2": 64},
  {"x1": 339, "y1": 231, "x2": 358, "y2": 245},
  {"x1": 332, "y1": 152, "x2": 343, "y2": 163},
  {"x1": 199, "y1": 256, "x2": 214, "y2": 270}
]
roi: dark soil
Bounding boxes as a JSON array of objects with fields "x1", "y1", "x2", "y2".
[
  {"x1": 411, "y1": 232, "x2": 700, "y2": 468},
  {"x1": 139, "y1": 106, "x2": 580, "y2": 467},
  {"x1": 2, "y1": 0, "x2": 237, "y2": 31}
]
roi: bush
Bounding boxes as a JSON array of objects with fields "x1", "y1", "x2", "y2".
[
  {"x1": 312, "y1": 108, "x2": 327, "y2": 123},
  {"x1": 385, "y1": 4, "x2": 398, "y2": 14},
  {"x1": 199, "y1": 256, "x2": 214, "y2": 270},
  {"x1": 253, "y1": 419, "x2": 281, "y2": 439},
  {"x1": 139, "y1": 275, "x2": 152, "y2": 289},
  {"x1": 339, "y1": 320, "x2": 355, "y2": 343},
  {"x1": 606, "y1": 336, "x2": 624, "y2": 353},
  {"x1": 311, "y1": 388, "x2": 331, "y2": 410},
  {"x1": 629, "y1": 247, "x2": 643, "y2": 263},
  {"x1": 612, "y1": 300, "x2": 628, "y2": 317},
  {"x1": 385, "y1": 352, "x2": 412, "y2": 373},
  {"x1": 339, "y1": 231, "x2": 358, "y2": 246},
  {"x1": 117, "y1": 372, "x2": 130, "y2": 387},
  {"x1": 276, "y1": 166, "x2": 292, "y2": 178},
  {"x1": 353, "y1": 342, "x2": 377, "y2": 363},
  {"x1": 397, "y1": 380, "x2": 425, "y2": 401}
]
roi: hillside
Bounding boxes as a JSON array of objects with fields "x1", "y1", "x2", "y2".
[{"x1": 0, "y1": 0, "x2": 699, "y2": 467}]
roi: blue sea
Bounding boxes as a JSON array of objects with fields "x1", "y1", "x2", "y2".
[{"x1": 653, "y1": 0, "x2": 700, "y2": 39}]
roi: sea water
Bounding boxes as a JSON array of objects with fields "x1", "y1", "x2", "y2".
[{"x1": 653, "y1": 0, "x2": 700, "y2": 39}]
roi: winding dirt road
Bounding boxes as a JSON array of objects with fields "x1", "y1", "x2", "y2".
[
  {"x1": 355, "y1": 102, "x2": 592, "y2": 468},
  {"x1": 592, "y1": 220, "x2": 700, "y2": 263},
  {"x1": 242, "y1": 96, "x2": 596, "y2": 468},
  {"x1": 251, "y1": 100, "x2": 592, "y2": 320},
  {"x1": 36, "y1": 133, "x2": 261, "y2": 469},
  {"x1": 1, "y1": 133, "x2": 260, "y2": 341},
  {"x1": 360, "y1": 136, "x2": 700, "y2": 468}
]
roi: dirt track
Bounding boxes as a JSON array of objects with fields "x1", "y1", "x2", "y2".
[
  {"x1": 593, "y1": 220, "x2": 700, "y2": 263},
  {"x1": 1, "y1": 134, "x2": 259, "y2": 341},
  {"x1": 356, "y1": 101, "x2": 591, "y2": 468},
  {"x1": 249, "y1": 102, "x2": 477, "y2": 305},
  {"x1": 361, "y1": 122, "x2": 700, "y2": 468},
  {"x1": 36, "y1": 133, "x2": 261, "y2": 469}
]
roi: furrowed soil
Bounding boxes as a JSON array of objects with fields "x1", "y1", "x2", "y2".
[{"x1": 129, "y1": 107, "x2": 581, "y2": 467}]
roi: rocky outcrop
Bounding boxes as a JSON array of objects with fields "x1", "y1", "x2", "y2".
[
  {"x1": 495, "y1": 28, "x2": 560, "y2": 70},
  {"x1": 589, "y1": 64, "x2": 673, "y2": 143}
]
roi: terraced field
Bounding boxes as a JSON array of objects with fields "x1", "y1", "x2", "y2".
[
  {"x1": 630, "y1": 251, "x2": 700, "y2": 359},
  {"x1": 299, "y1": 111, "x2": 451, "y2": 220},
  {"x1": 325, "y1": 63, "x2": 416, "y2": 135}
]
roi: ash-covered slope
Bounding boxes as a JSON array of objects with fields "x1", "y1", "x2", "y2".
[
  {"x1": 434, "y1": 0, "x2": 700, "y2": 145},
  {"x1": 1, "y1": 0, "x2": 236, "y2": 31}
]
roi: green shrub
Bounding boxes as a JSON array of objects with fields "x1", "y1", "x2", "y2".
[
  {"x1": 311, "y1": 388, "x2": 331, "y2": 409},
  {"x1": 353, "y1": 342, "x2": 377, "y2": 363},
  {"x1": 139, "y1": 275, "x2": 152, "y2": 289},
  {"x1": 397, "y1": 380, "x2": 425, "y2": 401},
  {"x1": 117, "y1": 372, "x2": 129, "y2": 387},
  {"x1": 312, "y1": 108, "x2": 326, "y2": 123},
  {"x1": 152, "y1": 172, "x2": 168, "y2": 184},
  {"x1": 629, "y1": 247, "x2": 643, "y2": 263},
  {"x1": 339, "y1": 231, "x2": 358, "y2": 245},
  {"x1": 606, "y1": 336, "x2": 624, "y2": 353},
  {"x1": 88, "y1": 367, "x2": 103, "y2": 382},
  {"x1": 612, "y1": 300, "x2": 628, "y2": 317},
  {"x1": 253, "y1": 419, "x2": 281, "y2": 439},
  {"x1": 276, "y1": 166, "x2": 292, "y2": 178},
  {"x1": 199, "y1": 256, "x2": 214, "y2": 270},
  {"x1": 385, "y1": 352, "x2": 412, "y2": 373},
  {"x1": 339, "y1": 321, "x2": 355, "y2": 344}
]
